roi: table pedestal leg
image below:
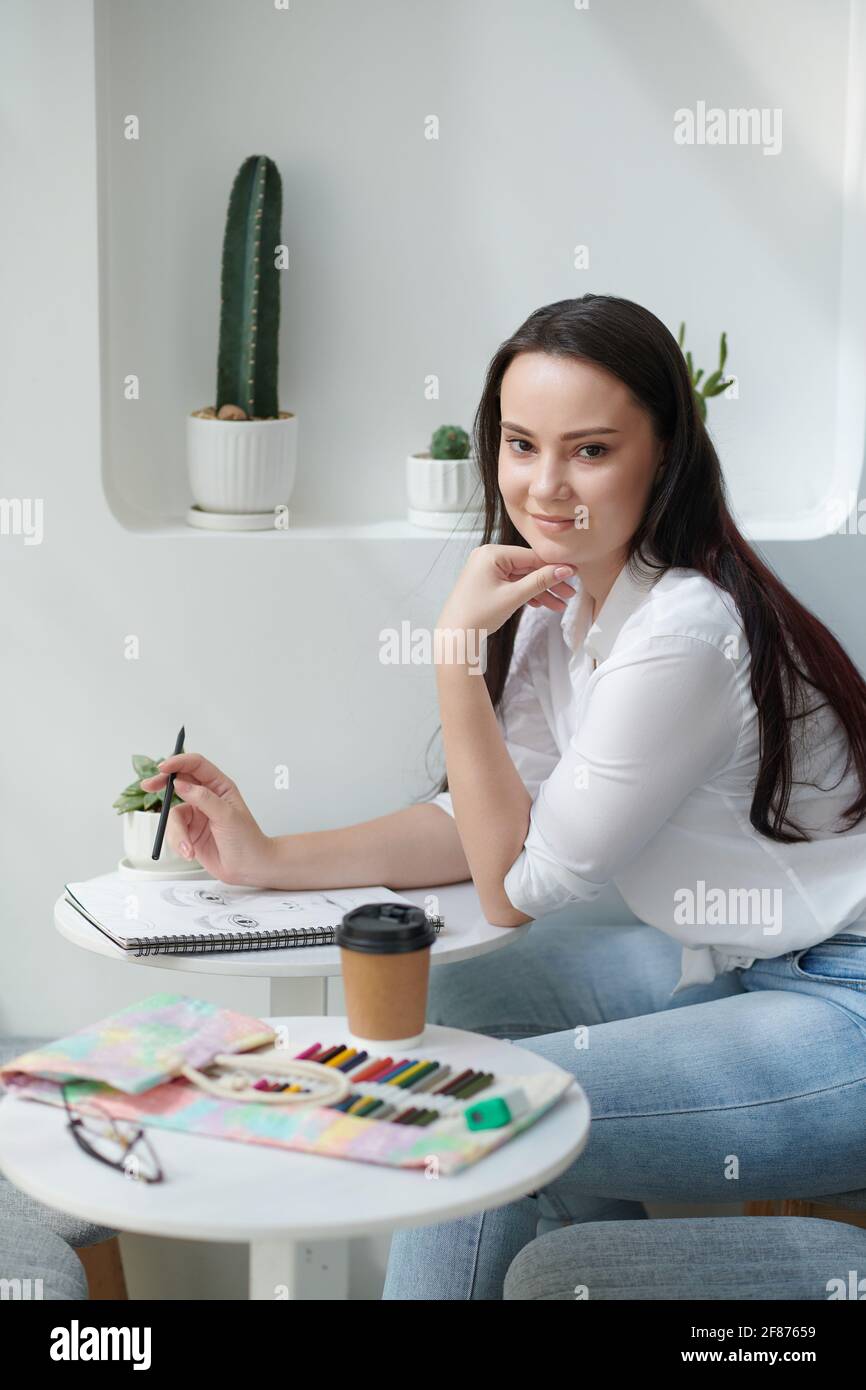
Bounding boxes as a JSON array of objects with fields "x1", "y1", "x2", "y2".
[
  {"x1": 249, "y1": 1237, "x2": 349, "y2": 1300},
  {"x1": 253, "y1": 977, "x2": 345, "y2": 1298},
  {"x1": 268, "y1": 975, "x2": 328, "y2": 1016}
]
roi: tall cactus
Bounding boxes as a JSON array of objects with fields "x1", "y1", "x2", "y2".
[{"x1": 216, "y1": 155, "x2": 283, "y2": 418}]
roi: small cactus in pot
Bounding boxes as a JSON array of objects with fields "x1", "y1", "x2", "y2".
[
  {"x1": 187, "y1": 155, "x2": 298, "y2": 528},
  {"x1": 430, "y1": 425, "x2": 470, "y2": 461},
  {"x1": 407, "y1": 423, "x2": 480, "y2": 531}
]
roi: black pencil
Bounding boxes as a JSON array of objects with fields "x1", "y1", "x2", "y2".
[{"x1": 151, "y1": 725, "x2": 185, "y2": 861}]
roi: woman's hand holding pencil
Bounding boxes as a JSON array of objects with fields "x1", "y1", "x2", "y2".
[{"x1": 140, "y1": 753, "x2": 276, "y2": 886}]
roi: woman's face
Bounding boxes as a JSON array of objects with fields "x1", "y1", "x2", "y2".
[{"x1": 497, "y1": 351, "x2": 664, "y2": 566}]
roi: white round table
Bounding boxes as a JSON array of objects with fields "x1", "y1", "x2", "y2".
[
  {"x1": 0, "y1": 1016, "x2": 590, "y2": 1300},
  {"x1": 55, "y1": 878, "x2": 529, "y2": 1014}
]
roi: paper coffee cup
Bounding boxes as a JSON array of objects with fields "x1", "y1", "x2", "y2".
[{"x1": 336, "y1": 903, "x2": 437, "y2": 1048}]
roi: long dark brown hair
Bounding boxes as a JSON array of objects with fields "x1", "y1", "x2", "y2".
[{"x1": 425, "y1": 293, "x2": 866, "y2": 843}]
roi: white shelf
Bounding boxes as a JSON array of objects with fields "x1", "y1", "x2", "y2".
[{"x1": 122, "y1": 517, "x2": 486, "y2": 541}]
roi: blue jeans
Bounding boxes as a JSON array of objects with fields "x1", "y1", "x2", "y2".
[{"x1": 382, "y1": 917, "x2": 866, "y2": 1299}]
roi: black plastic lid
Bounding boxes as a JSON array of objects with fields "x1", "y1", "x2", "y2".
[{"x1": 336, "y1": 902, "x2": 436, "y2": 955}]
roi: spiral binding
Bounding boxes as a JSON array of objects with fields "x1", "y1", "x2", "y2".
[{"x1": 128, "y1": 914, "x2": 444, "y2": 958}]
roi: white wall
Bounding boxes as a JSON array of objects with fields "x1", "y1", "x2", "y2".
[
  {"x1": 94, "y1": 0, "x2": 861, "y2": 536},
  {"x1": 0, "y1": 0, "x2": 474, "y2": 1038},
  {"x1": 2, "y1": 0, "x2": 864, "y2": 1298}
]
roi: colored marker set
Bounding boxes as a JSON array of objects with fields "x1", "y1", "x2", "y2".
[
  {"x1": 3, "y1": 993, "x2": 575, "y2": 1175},
  {"x1": 249, "y1": 1041, "x2": 497, "y2": 1127}
]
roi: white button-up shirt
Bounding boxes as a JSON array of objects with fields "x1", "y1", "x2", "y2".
[{"x1": 432, "y1": 556, "x2": 866, "y2": 992}]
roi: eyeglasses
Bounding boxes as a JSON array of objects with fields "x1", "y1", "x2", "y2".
[{"x1": 61, "y1": 1085, "x2": 164, "y2": 1184}]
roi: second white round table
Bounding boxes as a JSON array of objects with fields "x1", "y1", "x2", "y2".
[{"x1": 54, "y1": 877, "x2": 529, "y2": 1014}]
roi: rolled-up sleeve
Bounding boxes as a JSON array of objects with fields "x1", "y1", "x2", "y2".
[
  {"x1": 430, "y1": 607, "x2": 560, "y2": 819},
  {"x1": 503, "y1": 635, "x2": 743, "y2": 920}
]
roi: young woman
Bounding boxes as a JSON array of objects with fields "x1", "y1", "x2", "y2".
[{"x1": 142, "y1": 295, "x2": 866, "y2": 1301}]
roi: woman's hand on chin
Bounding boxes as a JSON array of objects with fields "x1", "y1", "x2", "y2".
[{"x1": 436, "y1": 544, "x2": 576, "y2": 641}]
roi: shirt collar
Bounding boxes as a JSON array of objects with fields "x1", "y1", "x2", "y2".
[{"x1": 562, "y1": 552, "x2": 661, "y2": 666}]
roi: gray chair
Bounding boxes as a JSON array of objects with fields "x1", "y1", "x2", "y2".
[
  {"x1": 503, "y1": 1215, "x2": 866, "y2": 1300},
  {"x1": 0, "y1": 1220, "x2": 89, "y2": 1300},
  {"x1": 0, "y1": 1036, "x2": 122, "y2": 1298}
]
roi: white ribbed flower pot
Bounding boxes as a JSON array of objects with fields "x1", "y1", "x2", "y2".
[
  {"x1": 406, "y1": 452, "x2": 482, "y2": 530},
  {"x1": 187, "y1": 410, "x2": 298, "y2": 523},
  {"x1": 123, "y1": 810, "x2": 198, "y2": 871}
]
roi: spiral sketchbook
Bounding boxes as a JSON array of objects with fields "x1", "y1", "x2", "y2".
[{"x1": 63, "y1": 874, "x2": 443, "y2": 957}]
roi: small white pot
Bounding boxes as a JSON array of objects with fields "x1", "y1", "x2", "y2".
[
  {"x1": 123, "y1": 810, "x2": 198, "y2": 871},
  {"x1": 406, "y1": 452, "x2": 482, "y2": 529},
  {"x1": 187, "y1": 410, "x2": 298, "y2": 517}
]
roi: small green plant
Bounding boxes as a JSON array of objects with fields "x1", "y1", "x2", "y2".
[
  {"x1": 677, "y1": 322, "x2": 734, "y2": 422},
  {"x1": 216, "y1": 154, "x2": 283, "y2": 419},
  {"x1": 430, "y1": 425, "x2": 470, "y2": 460},
  {"x1": 112, "y1": 755, "x2": 182, "y2": 816}
]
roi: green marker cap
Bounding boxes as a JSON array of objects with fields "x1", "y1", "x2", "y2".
[{"x1": 465, "y1": 1097, "x2": 513, "y2": 1131}]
